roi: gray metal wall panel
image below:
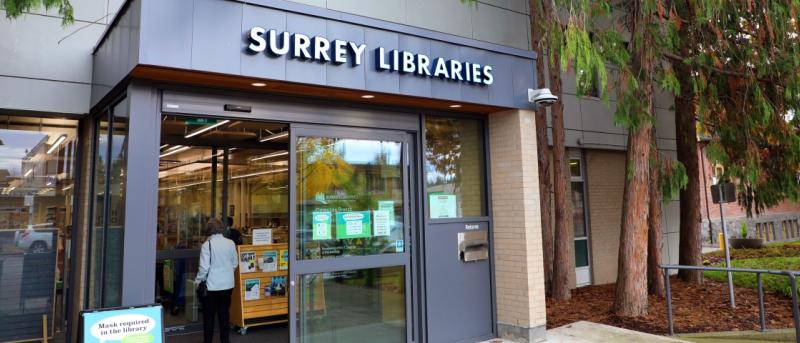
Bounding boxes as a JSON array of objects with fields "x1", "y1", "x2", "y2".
[
  {"x1": 398, "y1": 35, "x2": 432, "y2": 98},
  {"x1": 191, "y1": 0, "x2": 243, "y2": 75},
  {"x1": 0, "y1": 76, "x2": 90, "y2": 114},
  {"x1": 511, "y1": 57, "x2": 534, "y2": 108},
  {"x1": 139, "y1": 0, "x2": 193, "y2": 69},
  {"x1": 363, "y1": 28, "x2": 400, "y2": 94},
  {"x1": 94, "y1": 0, "x2": 537, "y2": 109},
  {"x1": 161, "y1": 89, "x2": 420, "y2": 132},
  {"x1": 429, "y1": 41, "x2": 462, "y2": 101},
  {"x1": 284, "y1": 12, "x2": 327, "y2": 85},
  {"x1": 325, "y1": 21, "x2": 366, "y2": 89},
  {"x1": 241, "y1": 7, "x2": 288, "y2": 80},
  {"x1": 487, "y1": 55, "x2": 514, "y2": 106},
  {"x1": 459, "y1": 46, "x2": 491, "y2": 104},
  {"x1": 120, "y1": 83, "x2": 159, "y2": 306},
  {"x1": 91, "y1": 0, "x2": 141, "y2": 107}
]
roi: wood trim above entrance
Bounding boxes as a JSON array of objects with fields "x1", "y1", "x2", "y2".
[{"x1": 130, "y1": 66, "x2": 509, "y2": 115}]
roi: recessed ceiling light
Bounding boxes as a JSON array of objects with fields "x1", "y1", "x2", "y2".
[
  {"x1": 361, "y1": 94, "x2": 375, "y2": 99},
  {"x1": 251, "y1": 82, "x2": 267, "y2": 87},
  {"x1": 449, "y1": 104, "x2": 462, "y2": 108}
]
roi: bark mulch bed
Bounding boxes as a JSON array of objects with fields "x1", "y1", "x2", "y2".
[{"x1": 546, "y1": 276, "x2": 798, "y2": 335}]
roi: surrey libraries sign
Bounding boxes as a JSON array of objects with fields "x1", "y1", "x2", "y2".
[{"x1": 247, "y1": 27, "x2": 495, "y2": 86}]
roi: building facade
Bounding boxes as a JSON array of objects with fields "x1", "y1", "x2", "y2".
[
  {"x1": 1, "y1": 0, "x2": 551, "y2": 342},
  {"x1": 0, "y1": 0, "x2": 690, "y2": 342}
]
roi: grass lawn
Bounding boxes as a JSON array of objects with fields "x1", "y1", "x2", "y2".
[{"x1": 704, "y1": 256, "x2": 800, "y2": 297}]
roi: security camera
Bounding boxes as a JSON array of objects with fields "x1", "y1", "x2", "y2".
[{"x1": 528, "y1": 88, "x2": 558, "y2": 107}]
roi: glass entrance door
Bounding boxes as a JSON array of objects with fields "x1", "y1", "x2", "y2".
[{"x1": 290, "y1": 125, "x2": 413, "y2": 343}]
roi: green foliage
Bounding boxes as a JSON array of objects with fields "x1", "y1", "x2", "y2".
[
  {"x1": 740, "y1": 222, "x2": 748, "y2": 239},
  {"x1": 704, "y1": 257, "x2": 800, "y2": 297},
  {"x1": 660, "y1": 159, "x2": 688, "y2": 202},
  {"x1": 2, "y1": 0, "x2": 73, "y2": 26}
]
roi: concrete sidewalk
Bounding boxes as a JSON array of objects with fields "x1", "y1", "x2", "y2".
[{"x1": 481, "y1": 321, "x2": 690, "y2": 343}]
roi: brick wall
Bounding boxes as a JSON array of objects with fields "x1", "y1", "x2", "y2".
[
  {"x1": 489, "y1": 109, "x2": 547, "y2": 342},
  {"x1": 585, "y1": 150, "x2": 626, "y2": 285}
]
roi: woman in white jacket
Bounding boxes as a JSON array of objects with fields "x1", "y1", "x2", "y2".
[{"x1": 196, "y1": 218, "x2": 238, "y2": 343}]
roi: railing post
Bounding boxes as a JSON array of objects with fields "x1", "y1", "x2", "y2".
[
  {"x1": 664, "y1": 268, "x2": 674, "y2": 336},
  {"x1": 757, "y1": 273, "x2": 766, "y2": 332},
  {"x1": 789, "y1": 274, "x2": 800, "y2": 343}
]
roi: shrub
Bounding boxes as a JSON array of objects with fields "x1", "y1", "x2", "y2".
[{"x1": 704, "y1": 257, "x2": 800, "y2": 297}]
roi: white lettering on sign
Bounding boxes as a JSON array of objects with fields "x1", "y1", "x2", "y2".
[
  {"x1": 465, "y1": 224, "x2": 480, "y2": 230},
  {"x1": 247, "y1": 27, "x2": 494, "y2": 86}
]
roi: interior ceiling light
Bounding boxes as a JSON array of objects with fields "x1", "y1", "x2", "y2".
[
  {"x1": 449, "y1": 104, "x2": 462, "y2": 108},
  {"x1": 251, "y1": 82, "x2": 267, "y2": 87},
  {"x1": 46, "y1": 135, "x2": 67, "y2": 154},
  {"x1": 184, "y1": 120, "x2": 230, "y2": 138},
  {"x1": 259, "y1": 131, "x2": 289, "y2": 142},
  {"x1": 251, "y1": 150, "x2": 288, "y2": 161},
  {"x1": 361, "y1": 94, "x2": 375, "y2": 99},
  {"x1": 160, "y1": 145, "x2": 191, "y2": 158},
  {"x1": 24, "y1": 169, "x2": 33, "y2": 177}
]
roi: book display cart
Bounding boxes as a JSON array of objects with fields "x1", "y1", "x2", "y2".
[{"x1": 230, "y1": 243, "x2": 289, "y2": 335}]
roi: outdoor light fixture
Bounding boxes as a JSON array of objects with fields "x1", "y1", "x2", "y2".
[
  {"x1": 449, "y1": 104, "x2": 462, "y2": 108},
  {"x1": 184, "y1": 120, "x2": 230, "y2": 138},
  {"x1": 251, "y1": 82, "x2": 267, "y2": 87},
  {"x1": 160, "y1": 145, "x2": 191, "y2": 158},
  {"x1": 361, "y1": 94, "x2": 375, "y2": 99},
  {"x1": 24, "y1": 169, "x2": 33, "y2": 177},
  {"x1": 250, "y1": 150, "x2": 288, "y2": 161},
  {"x1": 46, "y1": 135, "x2": 67, "y2": 154},
  {"x1": 259, "y1": 131, "x2": 289, "y2": 142}
]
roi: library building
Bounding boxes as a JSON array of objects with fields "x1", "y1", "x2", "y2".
[{"x1": 0, "y1": 0, "x2": 550, "y2": 342}]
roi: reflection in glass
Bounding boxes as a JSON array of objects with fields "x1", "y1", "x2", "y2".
[
  {"x1": 296, "y1": 137, "x2": 404, "y2": 260},
  {"x1": 298, "y1": 266, "x2": 406, "y2": 343},
  {"x1": 156, "y1": 116, "x2": 290, "y2": 327},
  {"x1": 571, "y1": 182, "x2": 586, "y2": 238},
  {"x1": 575, "y1": 239, "x2": 589, "y2": 267},
  {"x1": 425, "y1": 117, "x2": 486, "y2": 218},
  {"x1": 0, "y1": 116, "x2": 77, "y2": 341}
]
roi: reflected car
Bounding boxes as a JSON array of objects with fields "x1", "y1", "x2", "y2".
[{"x1": 14, "y1": 228, "x2": 55, "y2": 253}]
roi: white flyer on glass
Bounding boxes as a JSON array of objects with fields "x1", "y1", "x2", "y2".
[
  {"x1": 372, "y1": 210, "x2": 391, "y2": 236},
  {"x1": 252, "y1": 228, "x2": 273, "y2": 245}
]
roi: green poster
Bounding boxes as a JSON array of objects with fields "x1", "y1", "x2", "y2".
[
  {"x1": 312, "y1": 212, "x2": 332, "y2": 240},
  {"x1": 336, "y1": 211, "x2": 371, "y2": 239},
  {"x1": 429, "y1": 194, "x2": 457, "y2": 219},
  {"x1": 378, "y1": 200, "x2": 395, "y2": 219}
]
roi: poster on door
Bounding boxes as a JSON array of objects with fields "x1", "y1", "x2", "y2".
[
  {"x1": 335, "y1": 211, "x2": 371, "y2": 239},
  {"x1": 429, "y1": 194, "x2": 457, "y2": 219},
  {"x1": 311, "y1": 212, "x2": 332, "y2": 240},
  {"x1": 81, "y1": 304, "x2": 164, "y2": 343}
]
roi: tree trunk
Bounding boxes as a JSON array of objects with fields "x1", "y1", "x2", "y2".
[
  {"x1": 648, "y1": 128, "x2": 665, "y2": 297},
  {"x1": 542, "y1": 0, "x2": 574, "y2": 301},
  {"x1": 530, "y1": 0, "x2": 554, "y2": 296},
  {"x1": 674, "y1": 51, "x2": 704, "y2": 284},
  {"x1": 614, "y1": 2, "x2": 652, "y2": 316}
]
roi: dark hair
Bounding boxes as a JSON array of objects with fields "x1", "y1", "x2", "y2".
[{"x1": 206, "y1": 218, "x2": 225, "y2": 236}]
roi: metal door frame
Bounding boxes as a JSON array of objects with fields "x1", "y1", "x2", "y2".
[{"x1": 288, "y1": 123, "x2": 416, "y2": 343}]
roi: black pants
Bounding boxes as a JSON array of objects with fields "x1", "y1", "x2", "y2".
[{"x1": 203, "y1": 289, "x2": 233, "y2": 343}]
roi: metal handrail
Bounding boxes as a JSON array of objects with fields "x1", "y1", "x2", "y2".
[{"x1": 660, "y1": 264, "x2": 800, "y2": 343}]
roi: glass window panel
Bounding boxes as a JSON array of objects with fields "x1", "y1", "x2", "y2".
[
  {"x1": 574, "y1": 239, "x2": 589, "y2": 267},
  {"x1": 103, "y1": 103, "x2": 129, "y2": 307},
  {"x1": 569, "y1": 158, "x2": 581, "y2": 178},
  {"x1": 0, "y1": 116, "x2": 77, "y2": 341},
  {"x1": 89, "y1": 114, "x2": 109, "y2": 308},
  {"x1": 298, "y1": 266, "x2": 406, "y2": 343},
  {"x1": 571, "y1": 182, "x2": 586, "y2": 237},
  {"x1": 296, "y1": 137, "x2": 404, "y2": 260},
  {"x1": 425, "y1": 117, "x2": 486, "y2": 218}
]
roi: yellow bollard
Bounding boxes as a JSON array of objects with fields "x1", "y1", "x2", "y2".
[{"x1": 718, "y1": 232, "x2": 725, "y2": 250}]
